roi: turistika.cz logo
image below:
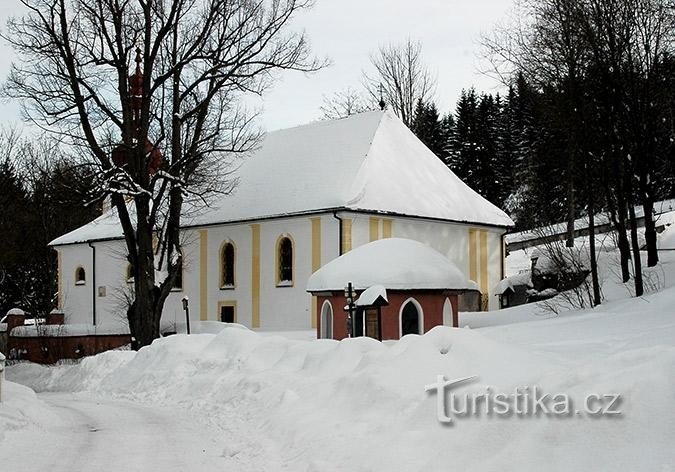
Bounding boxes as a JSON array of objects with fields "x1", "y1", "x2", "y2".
[{"x1": 425, "y1": 375, "x2": 622, "y2": 424}]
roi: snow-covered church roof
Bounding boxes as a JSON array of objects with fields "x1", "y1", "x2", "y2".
[
  {"x1": 51, "y1": 111, "x2": 513, "y2": 246},
  {"x1": 306, "y1": 238, "x2": 479, "y2": 292}
]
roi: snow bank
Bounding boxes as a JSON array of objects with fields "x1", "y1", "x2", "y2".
[
  {"x1": 9, "y1": 350, "x2": 135, "y2": 393},
  {"x1": 659, "y1": 221, "x2": 675, "y2": 250},
  {"x1": 8, "y1": 284, "x2": 675, "y2": 471},
  {"x1": 0, "y1": 381, "x2": 61, "y2": 443}
]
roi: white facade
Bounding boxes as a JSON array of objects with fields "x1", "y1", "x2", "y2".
[{"x1": 55, "y1": 211, "x2": 506, "y2": 333}]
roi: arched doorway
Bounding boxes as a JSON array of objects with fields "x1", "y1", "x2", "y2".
[
  {"x1": 400, "y1": 298, "x2": 423, "y2": 336},
  {"x1": 320, "y1": 301, "x2": 333, "y2": 339}
]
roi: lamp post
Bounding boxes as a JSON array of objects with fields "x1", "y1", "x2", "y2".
[
  {"x1": 344, "y1": 282, "x2": 356, "y2": 338},
  {"x1": 181, "y1": 296, "x2": 191, "y2": 335}
]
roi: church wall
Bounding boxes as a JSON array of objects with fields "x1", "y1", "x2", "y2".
[
  {"x1": 58, "y1": 244, "x2": 94, "y2": 325},
  {"x1": 201, "y1": 213, "x2": 340, "y2": 331},
  {"x1": 56, "y1": 236, "x2": 203, "y2": 333},
  {"x1": 55, "y1": 211, "x2": 504, "y2": 333},
  {"x1": 202, "y1": 223, "x2": 253, "y2": 326},
  {"x1": 344, "y1": 213, "x2": 506, "y2": 311}
]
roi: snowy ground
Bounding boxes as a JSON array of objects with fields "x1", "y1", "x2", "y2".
[
  {"x1": 2, "y1": 249, "x2": 674, "y2": 470},
  {"x1": 0, "y1": 390, "x2": 232, "y2": 471}
]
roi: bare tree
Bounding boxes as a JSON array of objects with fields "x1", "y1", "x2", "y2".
[
  {"x1": 319, "y1": 87, "x2": 371, "y2": 120},
  {"x1": 4, "y1": 0, "x2": 325, "y2": 348},
  {"x1": 363, "y1": 39, "x2": 436, "y2": 126}
]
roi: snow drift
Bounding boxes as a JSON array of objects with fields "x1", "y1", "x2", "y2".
[{"x1": 8, "y1": 283, "x2": 675, "y2": 471}]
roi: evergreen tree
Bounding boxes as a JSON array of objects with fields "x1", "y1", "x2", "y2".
[
  {"x1": 448, "y1": 88, "x2": 480, "y2": 189},
  {"x1": 411, "y1": 99, "x2": 448, "y2": 161}
]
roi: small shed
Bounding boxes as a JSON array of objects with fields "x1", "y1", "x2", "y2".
[{"x1": 307, "y1": 238, "x2": 479, "y2": 340}]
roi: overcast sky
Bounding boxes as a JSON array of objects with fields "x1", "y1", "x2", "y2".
[{"x1": 0, "y1": 0, "x2": 513, "y2": 132}]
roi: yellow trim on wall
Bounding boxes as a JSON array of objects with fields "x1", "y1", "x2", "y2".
[
  {"x1": 57, "y1": 250, "x2": 63, "y2": 309},
  {"x1": 275, "y1": 233, "x2": 296, "y2": 287},
  {"x1": 342, "y1": 218, "x2": 353, "y2": 253},
  {"x1": 479, "y1": 230, "x2": 489, "y2": 295},
  {"x1": 251, "y1": 224, "x2": 261, "y2": 328},
  {"x1": 218, "y1": 239, "x2": 237, "y2": 288},
  {"x1": 382, "y1": 219, "x2": 393, "y2": 238},
  {"x1": 468, "y1": 228, "x2": 477, "y2": 283},
  {"x1": 310, "y1": 217, "x2": 322, "y2": 329},
  {"x1": 217, "y1": 300, "x2": 238, "y2": 323},
  {"x1": 369, "y1": 217, "x2": 380, "y2": 242},
  {"x1": 199, "y1": 229, "x2": 208, "y2": 321},
  {"x1": 311, "y1": 218, "x2": 322, "y2": 273}
]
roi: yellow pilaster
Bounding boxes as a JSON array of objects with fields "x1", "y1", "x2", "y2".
[
  {"x1": 310, "y1": 217, "x2": 322, "y2": 329},
  {"x1": 341, "y1": 218, "x2": 353, "y2": 253},
  {"x1": 199, "y1": 229, "x2": 208, "y2": 321},
  {"x1": 480, "y1": 230, "x2": 489, "y2": 300},
  {"x1": 369, "y1": 217, "x2": 380, "y2": 242},
  {"x1": 251, "y1": 224, "x2": 261, "y2": 328},
  {"x1": 382, "y1": 219, "x2": 393, "y2": 238}
]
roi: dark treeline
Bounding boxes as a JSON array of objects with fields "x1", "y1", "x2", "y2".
[
  {"x1": 414, "y1": 69, "x2": 675, "y2": 230},
  {"x1": 0, "y1": 132, "x2": 99, "y2": 318},
  {"x1": 412, "y1": 0, "x2": 675, "y2": 301}
]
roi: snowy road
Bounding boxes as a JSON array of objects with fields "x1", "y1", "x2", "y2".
[{"x1": 0, "y1": 393, "x2": 231, "y2": 472}]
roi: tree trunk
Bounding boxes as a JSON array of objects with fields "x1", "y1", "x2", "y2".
[
  {"x1": 628, "y1": 201, "x2": 644, "y2": 297},
  {"x1": 587, "y1": 167, "x2": 601, "y2": 306},
  {"x1": 603, "y1": 175, "x2": 631, "y2": 283},
  {"x1": 566, "y1": 167, "x2": 575, "y2": 248},
  {"x1": 639, "y1": 175, "x2": 659, "y2": 267}
]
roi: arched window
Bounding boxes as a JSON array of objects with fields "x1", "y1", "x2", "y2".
[
  {"x1": 220, "y1": 241, "x2": 235, "y2": 288},
  {"x1": 400, "y1": 298, "x2": 423, "y2": 336},
  {"x1": 75, "y1": 266, "x2": 86, "y2": 285},
  {"x1": 276, "y1": 236, "x2": 293, "y2": 286},
  {"x1": 320, "y1": 301, "x2": 333, "y2": 339}
]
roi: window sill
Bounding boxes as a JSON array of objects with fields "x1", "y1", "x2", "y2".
[
  {"x1": 220, "y1": 284, "x2": 235, "y2": 290},
  {"x1": 75, "y1": 281, "x2": 86, "y2": 286},
  {"x1": 276, "y1": 280, "x2": 294, "y2": 288},
  {"x1": 171, "y1": 288, "x2": 183, "y2": 292}
]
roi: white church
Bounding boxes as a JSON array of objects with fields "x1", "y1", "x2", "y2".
[{"x1": 50, "y1": 110, "x2": 514, "y2": 334}]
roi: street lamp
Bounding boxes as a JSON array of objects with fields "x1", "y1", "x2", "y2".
[{"x1": 181, "y1": 296, "x2": 191, "y2": 335}]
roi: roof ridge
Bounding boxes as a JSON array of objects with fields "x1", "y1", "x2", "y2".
[{"x1": 343, "y1": 111, "x2": 389, "y2": 207}]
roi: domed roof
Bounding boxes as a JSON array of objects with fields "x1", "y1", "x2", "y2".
[{"x1": 307, "y1": 238, "x2": 478, "y2": 292}]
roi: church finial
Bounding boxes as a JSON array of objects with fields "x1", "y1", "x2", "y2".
[
  {"x1": 378, "y1": 83, "x2": 386, "y2": 111},
  {"x1": 134, "y1": 47, "x2": 142, "y2": 73},
  {"x1": 129, "y1": 47, "x2": 144, "y2": 137}
]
